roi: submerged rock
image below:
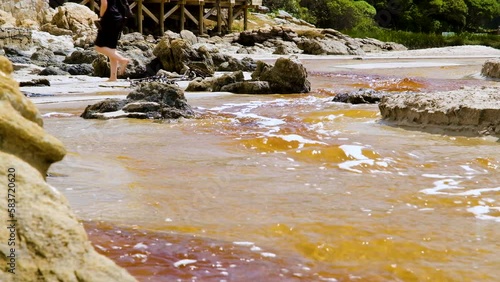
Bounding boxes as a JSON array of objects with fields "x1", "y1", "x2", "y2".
[
  {"x1": 221, "y1": 81, "x2": 272, "y2": 94},
  {"x1": 81, "y1": 82, "x2": 194, "y2": 119},
  {"x1": 332, "y1": 89, "x2": 389, "y2": 104},
  {"x1": 378, "y1": 87, "x2": 500, "y2": 136},
  {"x1": 0, "y1": 55, "x2": 136, "y2": 282},
  {"x1": 481, "y1": 58, "x2": 500, "y2": 79},
  {"x1": 252, "y1": 56, "x2": 311, "y2": 94},
  {"x1": 186, "y1": 71, "x2": 244, "y2": 92}
]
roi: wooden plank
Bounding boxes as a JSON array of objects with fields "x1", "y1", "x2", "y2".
[
  {"x1": 143, "y1": 6, "x2": 159, "y2": 24},
  {"x1": 198, "y1": 3, "x2": 204, "y2": 34},
  {"x1": 203, "y1": 7, "x2": 216, "y2": 19},
  {"x1": 138, "y1": 0, "x2": 143, "y2": 33},
  {"x1": 243, "y1": 5, "x2": 248, "y2": 30},
  {"x1": 164, "y1": 5, "x2": 180, "y2": 19},
  {"x1": 180, "y1": 3, "x2": 185, "y2": 30},
  {"x1": 228, "y1": 2, "x2": 233, "y2": 33},
  {"x1": 184, "y1": 7, "x2": 198, "y2": 25},
  {"x1": 160, "y1": 0, "x2": 165, "y2": 34},
  {"x1": 216, "y1": 0, "x2": 221, "y2": 34}
]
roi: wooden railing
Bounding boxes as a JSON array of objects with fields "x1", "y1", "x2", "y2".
[{"x1": 78, "y1": 0, "x2": 262, "y2": 34}]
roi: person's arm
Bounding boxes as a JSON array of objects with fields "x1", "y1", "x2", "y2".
[{"x1": 100, "y1": 0, "x2": 108, "y2": 17}]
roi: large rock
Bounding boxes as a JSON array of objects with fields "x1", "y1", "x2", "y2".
[
  {"x1": 0, "y1": 55, "x2": 137, "y2": 282},
  {"x1": 0, "y1": 9, "x2": 16, "y2": 27},
  {"x1": 186, "y1": 71, "x2": 245, "y2": 92},
  {"x1": 332, "y1": 89, "x2": 389, "y2": 104},
  {"x1": 0, "y1": 27, "x2": 32, "y2": 50},
  {"x1": 252, "y1": 56, "x2": 311, "y2": 94},
  {"x1": 64, "y1": 49, "x2": 100, "y2": 64},
  {"x1": 50, "y1": 3, "x2": 98, "y2": 47},
  {"x1": 153, "y1": 37, "x2": 215, "y2": 77},
  {"x1": 481, "y1": 58, "x2": 500, "y2": 79},
  {"x1": 31, "y1": 30, "x2": 74, "y2": 55},
  {"x1": 81, "y1": 82, "x2": 195, "y2": 119},
  {"x1": 221, "y1": 81, "x2": 273, "y2": 94},
  {"x1": 0, "y1": 0, "x2": 53, "y2": 28},
  {"x1": 379, "y1": 87, "x2": 500, "y2": 136}
]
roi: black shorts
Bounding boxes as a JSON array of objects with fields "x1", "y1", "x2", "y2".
[{"x1": 95, "y1": 18, "x2": 124, "y2": 49}]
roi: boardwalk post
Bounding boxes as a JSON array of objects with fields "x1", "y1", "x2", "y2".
[
  {"x1": 180, "y1": 0, "x2": 186, "y2": 31},
  {"x1": 243, "y1": 1, "x2": 248, "y2": 30},
  {"x1": 138, "y1": 0, "x2": 143, "y2": 34},
  {"x1": 199, "y1": 1, "x2": 205, "y2": 35},
  {"x1": 228, "y1": 1, "x2": 234, "y2": 33},
  {"x1": 160, "y1": 0, "x2": 165, "y2": 34},
  {"x1": 216, "y1": 0, "x2": 222, "y2": 34}
]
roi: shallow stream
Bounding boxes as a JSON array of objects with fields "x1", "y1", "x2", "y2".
[{"x1": 38, "y1": 57, "x2": 499, "y2": 281}]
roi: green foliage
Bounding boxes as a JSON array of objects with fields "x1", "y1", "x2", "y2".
[
  {"x1": 300, "y1": 0, "x2": 377, "y2": 30},
  {"x1": 346, "y1": 27, "x2": 500, "y2": 49},
  {"x1": 263, "y1": 0, "x2": 499, "y2": 45},
  {"x1": 263, "y1": 0, "x2": 316, "y2": 24},
  {"x1": 365, "y1": 0, "x2": 499, "y2": 32},
  {"x1": 464, "y1": 0, "x2": 500, "y2": 31}
]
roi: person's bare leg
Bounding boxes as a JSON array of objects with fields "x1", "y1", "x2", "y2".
[
  {"x1": 95, "y1": 46, "x2": 128, "y2": 80},
  {"x1": 109, "y1": 57, "x2": 118, "y2": 81},
  {"x1": 110, "y1": 50, "x2": 129, "y2": 76}
]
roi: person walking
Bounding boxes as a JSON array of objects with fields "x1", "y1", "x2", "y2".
[{"x1": 94, "y1": 0, "x2": 130, "y2": 81}]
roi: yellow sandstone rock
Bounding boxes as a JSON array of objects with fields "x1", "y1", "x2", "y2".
[{"x1": 0, "y1": 56, "x2": 137, "y2": 282}]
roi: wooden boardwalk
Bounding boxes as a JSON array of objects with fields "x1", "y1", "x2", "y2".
[{"x1": 79, "y1": 0, "x2": 262, "y2": 35}]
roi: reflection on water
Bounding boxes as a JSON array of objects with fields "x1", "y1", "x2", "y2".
[{"x1": 42, "y1": 59, "x2": 499, "y2": 281}]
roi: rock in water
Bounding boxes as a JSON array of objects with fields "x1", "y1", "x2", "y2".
[
  {"x1": 252, "y1": 56, "x2": 311, "y2": 94},
  {"x1": 81, "y1": 82, "x2": 195, "y2": 119},
  {"x1": 0, "y1": 55, "x2": 137, "y2": 281},
  {"x1": 378, "y1": 87, "x2": 500, "y2": 137},
  {"x1": 481, "y1": 58, "x2": 500, "y2": 79}
]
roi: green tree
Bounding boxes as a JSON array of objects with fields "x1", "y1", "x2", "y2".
[
  {"x1": 301, "y1": 0, "x2": 376, "y2": 30},
  {"x1": 464, "y1": 0, "x2": 500, "y2": 31}
]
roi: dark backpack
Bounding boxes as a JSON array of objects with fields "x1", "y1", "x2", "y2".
[{"x1": 117, "y1": 0, "x2": 134, "y2": 19}]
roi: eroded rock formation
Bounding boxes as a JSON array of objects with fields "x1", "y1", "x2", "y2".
[
  {"x1": 378, "y1": 87, "x2": 500, "y2": 136},
  {"x1": 81, "y1": 82, "x2": 195, "y2": 119},
  {"x1": 0, "y1": 55, "x2": 137, "y2": 282},
  {"x1": 481, "y1": 58, "x2": 500, "y2": 79}
]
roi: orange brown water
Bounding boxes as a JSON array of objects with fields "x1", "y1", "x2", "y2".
[{"x1": 40, "y1": 58, "x2": 499, "y2": 281}]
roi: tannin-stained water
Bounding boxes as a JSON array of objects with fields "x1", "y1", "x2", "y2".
[{"x1": 41, "y1": 58, "x2": 499, "y2": 281}]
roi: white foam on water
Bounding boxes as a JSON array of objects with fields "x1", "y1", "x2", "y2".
[
  {"x1": 460, "y1": 165, "x2": 483, "y2": 175},
  {"x1": 454, "y1": 187, "x2": 500, "y2": 196},
  {"x1": 338, "y1": 159, "x2": 375, "y2": 173},
  {"x1": 235, "y1": 112, "x2": 286, "y2": 127},
  {"x1": 260, "y1": 252, "x2": 276, "y2": 258},
  {"x1": 420, "y1": 179, "x2": 464, "y2": 195},
  {"x1": 173, "y1": 259, "x2": 197, "y2": 267},
  {"x1": 42, "y1": 112, "x2": 75, "y2": 118},
  {"x1": 133, "y1": 242, "x2": 148, "y2": 250},
  {"x1": 422, "y1": 174, "x2": 463, "y2": 179},
  {"x1": 467, "y1": 206, "x2": 500, "y2": 222},
  {"x1": 338, "y1": 145, "x2": 382, "y2": 173},
  {"x1": 264, "y1": 133, "x2": 327, "y2": 149},
  {"x1": 232, "y1": 241, "x2": 254, "y2": 246},
  {"x1": 250, "y1": 246, "x2": 262, "y2": 251},
  {"x1": 339, "y1": 145, "x2": 368, "y2": 160}
]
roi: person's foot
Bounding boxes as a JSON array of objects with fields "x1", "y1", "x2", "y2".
[
  {"x1": 105, "y1": 78, "x2": 118, "y2": 82},
  {"x1": 118, "y1": 59, "x2": 130, "y2": 76}
]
